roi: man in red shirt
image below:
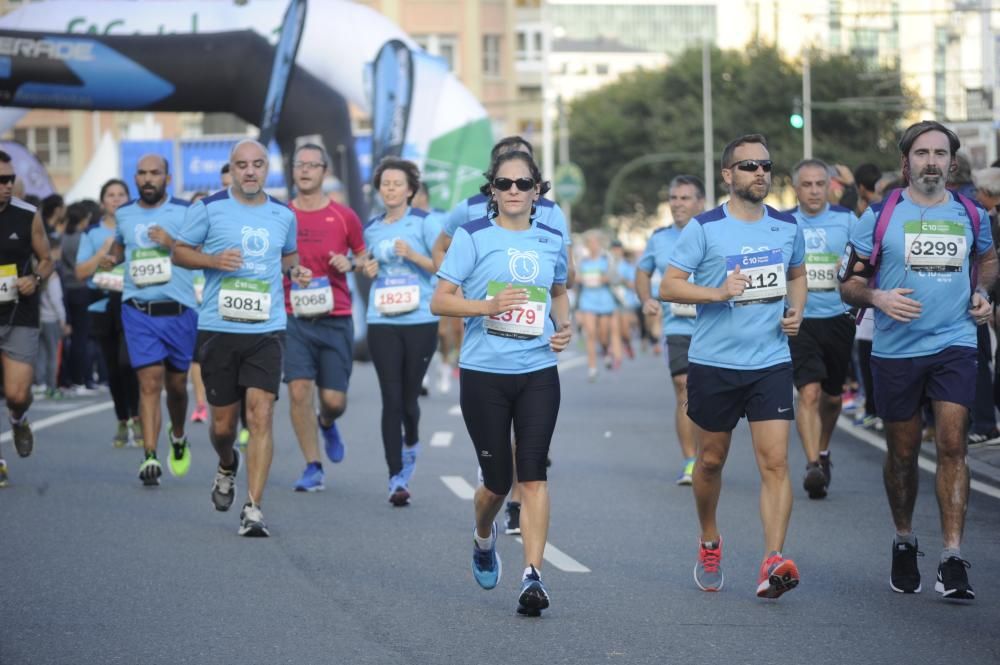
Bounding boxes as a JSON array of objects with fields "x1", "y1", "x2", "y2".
[{"x1": 284, "y1": 143, "x2": 365, "y2": 492}]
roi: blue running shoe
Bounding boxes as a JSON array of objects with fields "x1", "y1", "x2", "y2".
[
  {"x1": 400, "y1": 442, "x2": 420, "y2": 485},
  {"x1": 472, "y1": 523, "x2": 501, "y2": 590},
  {"x1": 319, "y1": 416, "x2": 345, "y2": 464},
  {"x1": 294, "y1": 462, "x2": 325, "y2": 492},
  {"x1": 517, "y1": 565, "x2": 550, "y2": 616},
  {"x1": 388, "y1": 475, "x2": 410, "y2": 506}
]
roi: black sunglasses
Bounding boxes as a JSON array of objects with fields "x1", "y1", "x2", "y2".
[
  {"x1": 492, "y1": 177, "x2": 535, "y2": 192},
  {"x1": 728, "y1": 159, "x2": 773, "y2": 173},
  {"x1": 0, "y1": 175, "x2": 15, "y2": 185}
]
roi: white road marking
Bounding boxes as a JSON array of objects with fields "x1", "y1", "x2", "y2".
[
  {"x1": 837, "y1": 415, "x2": 1000, "y2": 501},
  {"x1": 440, "y1": 474, "x2": 591, "y2": 573},
  {"x1": 440, "y1": 475, "x2": 476, "y2": 500},
  {"x1": 557, "y1": 354, "x2": 587, "y2": 372},
  {"x1": 0, "y1": 400, "x2": 114, "y2": 443},
  {"x1": 448, "y1": 404, "x2": 462, "y2": 416},
  {"x1": 515, "y1": 537, "x2": 591, "y2": 573},
  {"x1": 430, "y1": 431, "x2": 453, "y2": 448}
]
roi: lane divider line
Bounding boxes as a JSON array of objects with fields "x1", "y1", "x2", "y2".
[
  {"x1": 0, "y1": 400, "x2": 114, "y2": 443},
  {"x1": 448, "y1": 404, "x2": 462, "y2": 417},
  {"x1": 440, "y1": 475, "x2": 476, "y2": 500},
  {"x1": 430, "y1": 431, "x2": 453, "y2": 448}
]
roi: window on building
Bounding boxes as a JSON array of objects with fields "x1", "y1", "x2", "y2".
[
  {"x1": 595, "y1": 63, "x2": 610, "y2": 75},
  {"x1": 483, "y1": 35, "x2": 502, "y2": 77},
  {"x1": 13, "y1": 126, "x2": 71, "y2": 171},
  {"x1": 414, "y1": 34, "x2": 459, "y2": 73}
]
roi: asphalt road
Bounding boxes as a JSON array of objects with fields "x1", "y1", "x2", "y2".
[{"x1": 2, "y1": 346, "x2": 999, "y2": 665}]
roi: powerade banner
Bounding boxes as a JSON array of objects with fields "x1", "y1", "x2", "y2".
[
  {"x1": 0, "y1": 0, "x2": 494, "y2": 215},
  {"x1": 258, "y1": 0, "x2": 306, "y2": 146}
]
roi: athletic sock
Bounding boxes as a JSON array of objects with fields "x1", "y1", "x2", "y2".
[
  {"x1": 522, "y1": 565, "x2": 540, "y2": 581},
  {"x1": 474, "y1": 530, "x2": 493, "y2": 551},
  {"x1": 941, "y1": 547, "x2": 962, "y2": 563},
  {"x1": 9, "y1": 413, "x2": 24, "y2": 426},
  {"x1": 894, "y1": 532, "x2": 917, "y2": 547},
  {"x1": 819, "y1": 451, "x2": 830, "y2": 459}
]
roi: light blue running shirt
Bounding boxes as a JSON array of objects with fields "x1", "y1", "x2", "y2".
[
  {"x1": 669, "y1": 204, "x2": 806, "y2": 370},
  {"x1": 364, "y1": 207, "x2": 441, "y2": 326},
  {"x1": 638, "y1": 225, "x2": 696, "y2": 337},
  {"x1": 790, "y1": 203, "x2": 854, "y2": 319},
  {"x1": 577, "y1": 255, "x2": 617, "y2": 314},
  {"x1": 616, "y1": 259, "x2": 641, "y2": 309},
  {"x1": 849, "y1": 191, "x2": 993, "y2": 359},
  {"x1": 437, "y1": 217, "x2": 567, "y2": 374},
  {"x1": 115, "y1": 197, "x2": 197, "y2": 308},
  {"x1": 442, "y1": 194, "x2": 571, "y2": 249},
  {"x1": 174, "y1": 189, "x2": 297, "y2": 334},
  {"x1": 77, "y1": 222, "x2": 116, "y2": 313}
]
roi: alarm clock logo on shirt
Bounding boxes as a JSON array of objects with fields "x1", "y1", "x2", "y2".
[
  {"x1": 134, "y1": 224, "x2": 156, "y2": 249},
  {"x1": 803, "y1": 228, "x2": 827, "y2": 252},
  {"x1": 242, "y1": 226, "x2": 270, "y2": 257},
  {"x1": 508, "y1": 248, "x2": 540, "y2": 283}
]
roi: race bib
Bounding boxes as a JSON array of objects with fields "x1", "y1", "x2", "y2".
[
  {"x1": 0, "y1": 264, "x2": 17, "y2": 303},
  {"x1": 805, "y1": 252, "x2": 838, "y2": 292},
  {"x1": 193, "y1": 274, "x2": 205, "y2": 305},
  {"x1": 581, "y1": 270, "x2": 602, "y2": 289},
  {"x1": 484, "y1": 282, "x2": 547, "y2": 339},
  {"x1": 218, "y1": 277, "x2": 270, "y2": 322},
  {"x1": 291, "y1": 276, "x2": 334, "y2": 318},
  {"x1": 726, "y1": 249, "x2": 786, "y2": 305},
  {"x1": 130, "y1": 248, "x2": 171, "y2": 287},
  {"x1": 904, "y1": 220, "x2": 967, "y2": 272},
  {"x1": 94, "y1": 265, "x2": 125, "y2": 293},
  {"x1": 374, "y1": 275, "x2": 419, "y2": 315},
  {"x1": 670, "y1": 302, "x2": 697, "y2": 318}
]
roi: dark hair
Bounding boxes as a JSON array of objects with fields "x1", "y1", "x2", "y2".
[
  {"x1": 23, "y1": 194, "x2": 40, "y2": 208},
  {"x1": 100, "y1": 178, "x2": 129, "y2": 203},
  {"x1": 853, "y1": 163, "x2": 882, "y2": 191},
  {"x1": 372, "y1": 157, "x2": 420, "y2": 204},
  {"x1": 220, "y1": 163, "x2": 230, "y2": 175},
  {"x1": 0, "y1": 150, "x2": 10, "y2": 164},
  {"x1": 64, "y1": 201, "x2": 92, "y2": 234},
  {"x1": 669, "y1": 174, "x2": 705, "y2": 199},
  {"x1": 293, "y1": 142, "x2": 329, "y2": 168},
  {"x1": 41, "y1": 194, "x2": 64, "y2": 221},
  {"x1": 491, "y1": 136, "x2": 534, "y2": 162},
  {"x1": 479, "y1": 150, "x2": 552, "y2": 219},
  {"x1": 898, "y1": 120, "x2": 960, "y2": 158},
  {"x1": 721, "y1": 134, "x2": 768, "y2": 169},
  {"x1": 79, "y1": 199, "x2": 101, "y2": 226}
]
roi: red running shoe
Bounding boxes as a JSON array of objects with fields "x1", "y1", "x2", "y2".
[{"x1": 756, "y1": 552, "x2": 799, "y2": 599}]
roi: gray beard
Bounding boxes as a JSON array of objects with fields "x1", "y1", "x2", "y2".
[{"x1": 911, "y1": 173, "x2": 945, "y2": 198}]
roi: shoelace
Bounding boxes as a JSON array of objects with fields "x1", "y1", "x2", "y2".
[
  {"x1": 474, "y1": 545, "x2": 495, "y2": 570},
  {"x1": 215, "y1": 468, "x2": 235, "y2": 492},
  {"x1": 700, "y1": 547, "x2": 721, "y2": 573},
  {"x1": 944, "y1": 556, "x2": 971, "y2": 570}
]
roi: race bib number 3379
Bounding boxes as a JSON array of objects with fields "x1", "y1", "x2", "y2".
[
  {"x1": 484, "y1": 282, "x2": 548, "y2": 339},
  {"x1": 726, "y1": 249, "x2": 786, "y2": 305}
]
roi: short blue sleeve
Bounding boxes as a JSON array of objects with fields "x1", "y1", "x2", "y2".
[
  {"x1": 638, "y1": 235, "x2": 657, "y2": 273},
  {"x1": 422, "y1": 212, "x2": 443, "y2": 254},
  {"x1": 548, "y1": 204, "x2": 571, "y2": 247},
  {"x1": 554, "y1": 242, "x2": 568, "y2": 285},
  {"x1": 176, "y1": 201, "x2": 209, "y2": 247},
  {"x1": 283, "y1": 214, "x2": 297, "y2": 254},
  {"x1": 851, "y1": 208, "x2": 876, "y2": 256},
  {"x1": 114, "y1": 224, "x2": 124, "y2": 246},
  {"x1": 790, "y1": 224, "x2": 806, "y2": 267},
  {"x1": 976, "y1": 208, "x2": 994, "y2": 254},
  {"x1": 443, "y1": 199, "x2": 469, "y2": 237},
  {"x1": 437, "y1": 227, "x2": 476, "y2": 286},
  {"x1": 77, "y1": 228, "x2": 96, "y2": 264},
  {"x1": 668, "y1": 220, "x2": 706, "y2": 273}
]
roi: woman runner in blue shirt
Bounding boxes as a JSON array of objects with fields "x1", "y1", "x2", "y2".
[{"x1": 432, "y1": 150, "x2": 572, "y2": 617}]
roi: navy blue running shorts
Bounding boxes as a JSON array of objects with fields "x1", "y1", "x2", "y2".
[
  {"x1": 871, "y1": 346, "x2": 976, "y2": 422},
  {"x1": 283, "y1": 315, "x2": 354, "y2": 392},
  {"x1": 686, "y1": 362, "x2": 794, "y2": 432}
]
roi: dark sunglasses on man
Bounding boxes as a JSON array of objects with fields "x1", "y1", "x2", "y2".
[
  {"x1": 727, "y1": 159, "x2": 773, "y2": 173},
  {"x1": 0, "y1": 175, "x2": 15, "y2": 185},
  {"x1": 492, "y1": 177, "x2": 535, "y2": 192}
]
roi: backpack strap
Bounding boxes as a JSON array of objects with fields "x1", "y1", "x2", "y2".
[
  {"x1": 854, "y1": 188, "x2": 903, "y2": 324},
  {"x1": 953, "y1": 190, "x2": 982, "y2": 293}
]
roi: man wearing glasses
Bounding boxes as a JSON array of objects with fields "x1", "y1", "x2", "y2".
[
  {"x1": 0, "y1": 150, "x2": 54, "y2": 488},
  {"x1": 839, "y1": 121, "x2": 997, "y2": 600},
  {"x1": 661, "y1": 134, "x2": 807, "y2": 599},
  {"x1": 283, "y1": 143, "x2": 365, "y2": 493}
]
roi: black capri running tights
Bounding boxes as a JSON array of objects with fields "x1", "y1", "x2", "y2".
[
  {"x1": 460, "y1": 366, "x2": 561, "y2": 496},
  {"x1": 367, "y1": 322, "x2": 439, "y2": 477}
]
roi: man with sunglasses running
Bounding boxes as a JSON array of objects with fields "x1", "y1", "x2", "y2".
[
  {"x1": 661, "y1": 134, "x2": 806, "y2": 599},
  {"x1": 839, "y1": 121, "x2": 997, "y2": 600},
  {"x1": 0, "y1": 150, "x2": 53, "y2": 487}
]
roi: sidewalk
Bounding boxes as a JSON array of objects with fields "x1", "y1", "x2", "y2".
[{"x1": 836, "y1": 415, "x2": 1000, "y2": 497}]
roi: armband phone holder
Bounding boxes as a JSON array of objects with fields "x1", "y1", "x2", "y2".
[{"x1": 837, "y1": 243, "x2": 875, "y2": 283}]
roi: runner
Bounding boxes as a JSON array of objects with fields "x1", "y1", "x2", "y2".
[
  {"x1": 186, "y1": 191, "x2": 209, "y2": 425},
  {"x1": 788, "y1": 159, "x2": 856, "y2": 499},
  {"x1": 99, "y1": 154, "x2": 196, "y2": 486},
  {"x1": 362, "y1": 157, "x2": 440, "y2": 506},
  {"x1": 284, "y1": 143, "x2": 365, "y2": 492},
  {"x1": 611, "y1": 240, "x2": 640, "y2": 360},
  {"x1": 0, "y1": 150, "x2": 54, "y2": 488},
  {"x1": 431, "y1": 148, "x2": 572, "y2": 616},
  {"x1": 636, "y1": 175, "x2": 705, "y2": 485},
  {"x1": 173, "y1": 138, "x2": 311, "y2": 537},
  {"x1": 76, "y1": 179, "x2": 141, "y2": 448},
  {"x1": 661, "y1": 134, "x2": 806, "y2": 599},
  {"x1": 839, "y1": 121, "x2": 997, "y2": 599},
  {"x1": 577, "y1": 229, "x2": 622, "y2": 381}
]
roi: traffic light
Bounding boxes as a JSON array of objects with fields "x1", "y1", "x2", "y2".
[{"x1": 790, "y1": 96, "x2": 804, "y2": 129}]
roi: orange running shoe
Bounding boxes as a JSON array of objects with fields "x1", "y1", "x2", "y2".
[
  {"x1": 756, "y1": 552, "x2": 799, "y2": 599},
  {"x1": 694, "y1": 538, "x2": 724, "y2": 591}
]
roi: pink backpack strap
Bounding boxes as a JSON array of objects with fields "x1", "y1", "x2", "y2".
[
  {"x1": 854, "y1": 188, "x2": 903, "y2": 324},
  {"x1": 954, "y1": 191, "x2": 983, "y2": 293}
]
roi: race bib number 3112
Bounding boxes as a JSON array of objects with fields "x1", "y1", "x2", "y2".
[{"x1": 726, "y1": 249, "x2": 786, "y2": 305}]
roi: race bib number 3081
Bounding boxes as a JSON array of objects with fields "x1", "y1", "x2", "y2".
[
  {"x1": 726, "y1": 249, "x2": 786, "y2": 305},
  {"x1": 219, "y1": 277, "x2": 270, "y2": 323}
]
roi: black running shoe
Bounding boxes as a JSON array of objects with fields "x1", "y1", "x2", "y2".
[
  {"x1": 504, "y1": 501, "x2": 521, "y2": 535},
  {"x1": 211, "y1": 448, "x2": 240, "y2": 512},
  {"x1": 138, "y1": 453, "x2": 162, "y2": 487},
  {"x1": 803, "y1": 462, "x2": 827, "y2": 499},
  {"x1": 890, "y1": 539, "x2": 923, "y2": 593},
  {"x1": 238, "y1": 501, "x2": 270, "y2": 537},
  {"x1": 12, "y1": 419, "x2": 33, "y2": 458},
  {"x1": 819, "y1": 453, "x2": 832, "y2": 488},
  {"x1": 517, "y1": 565, "x2": 550, "y2": 617},
  {"x1": 935, "y1": 557, "x2": 975, "y2": 600}
]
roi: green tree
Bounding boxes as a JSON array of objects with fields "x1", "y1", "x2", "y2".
[{"x1": 567, "y1": 45, "x2": 915, "y2": 231}]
